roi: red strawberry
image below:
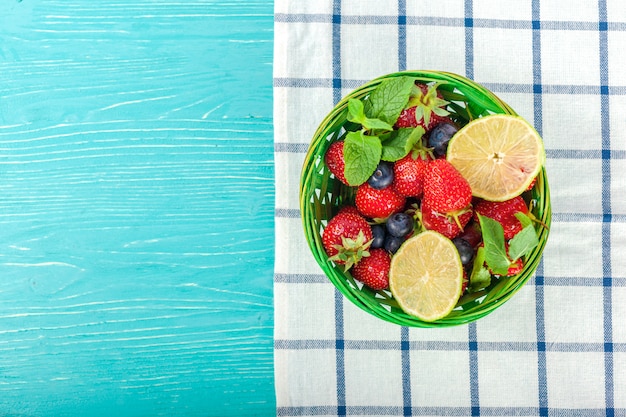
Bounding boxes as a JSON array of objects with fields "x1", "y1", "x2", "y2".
[
  {"x1": 395, "y1": 107, "x2": 451, "y2": 131},
  {"x1": 351, "y1": 248, "x2": 391, "y2": 290},
  {"x1": 392, "y1": 153, "x2": 431, "y2": 197},
  {"x1": 322, "y1": 209, "x2": 373, "y2": 270},
  {"x1": 474, "y1": 196, "x2": 529, "y2": 240},
  {"x1": 421, "y1": 199, "x2": 472, "y2": 239},
  {"x1": 355, "y1": 183, "x2": 406, "y2": 220},
  {"x1": 395, "y1": 82, "x2": 450, "y2": 131},
  {"x1": 526, "y1": 176, "x2": 537, "y2": 191},
  {"x1": 324, "y1": 140, "x2": 349, "y2": 185},
  {"x1": 423, "y1": 158, "x2": 472, "y2": 215},
  {"x1": 336, "y1": 205, "x2": 361, "y2": 217}
]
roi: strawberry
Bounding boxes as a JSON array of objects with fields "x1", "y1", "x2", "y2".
[
  {"x1": 324, "y1": 140, "x2": 349, "y2": 185},
  {"x1": 423, "y1": 159, "x2": 473, "y2": 228},
  {"x1": 392, "y1": 153, "x2": 431, "y2": 198},
  {"x1": 420, "y1": 199, "x2": 472, "y2": 239},
  {"x1": 334, "y1": 205, "x2": 361, "y2": 217},
  {"x1": 351, "y1": 248, "x2": 391, "y2": 290},
  {"x1": 396, "y1": 107, "x2": 451, "y2": 131},
  {"x1": 355, "y1": 182, "x2": 406, "y2": 220},
  {"x1": 474, "y1": 196, "x2": 529, "y2": 240},
  {"x1": 394, "y1": 82, "x2": 450, "y2": 131},
  {"x1": 396, "y1": 108, "x2": 453, "y2": 132},
  {"x1": 322, "y1": 208, "x2": 373, "y2": 270}
]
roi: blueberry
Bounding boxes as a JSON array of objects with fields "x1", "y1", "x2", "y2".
[
  {"x1": 384, "y1": 235, "x2": 404, "y2": 254},
  {"x1": 367, "y1": 161, "x2": 394, "y2": 190},
  {"x1": 428, "y1": 122, "x2": 458, "y2": 157},
  {"x1": 386, "y1": 212, "x2": 413, "y2": 237},
  {"x1": 452, "y1": 237, "x2": 474, "y2": 265},
  {"x1": 371, "y1": 224, "x2": 386, "y2": 249}
]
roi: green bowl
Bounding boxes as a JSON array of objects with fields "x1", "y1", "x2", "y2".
[{"x1": 300, "y1": 70, "x2": 551, "y2": 327}]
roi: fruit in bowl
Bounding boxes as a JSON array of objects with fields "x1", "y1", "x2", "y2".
[{"x1": 300, "y1": 71, "x2": 551, "y2": 327}]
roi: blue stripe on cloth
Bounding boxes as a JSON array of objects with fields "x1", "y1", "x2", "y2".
[
  {"x1": 398, "y1": 0, "x2": 406, "y2": 71},
  {"x1": 274, "y1": 77, "x2": 626, "y2": 100},
  {"x1": 276, "y1": 406, "x2": 626, "y2": 416},
  {"x1": 464, "y1": 2, "x2": 477, "y2": 415},
  {"x1": 332, "y1": 0, "x2": 342, "y2": 105},
  {"x1": 273, "y1": 142, "x2": 310, "y2": 153},
  {"x1": 334, "y1": 288, "x2": 346, "y2": 416},
  {"x1": 274, "y1": 338, "x2": 626, "y2": 352},
  {"x1": 275, "y1": 208, "x2": 626, "y2": 223},
  {"x1": 598, "y1": 0, "x2": 614, "y2": 412},
  {"x1": 273, "y1": 77, "x2": 334, "y2": 88},
  {"x1": 468, "y1": 322, "x2": 480, "y2": 416},
  {"x1": 400, "y1": 326, "x2": 412, "y2": 417},
  {"x1": 273, "y1": 273, "x2": 328, "y2": 284},
  {"x1": 551, "y1": 212, "x2": 626, "y2": 222},
  {"x1": 535, "y1": 260, "x2": 548, "y2": 417},
  {"x1": 274, "y1": 140, "x2": 626, "y2": 160},
  {"x1": 275, "y1": 12, "x2": 626, "y2": 31},
  {"x1": 530, "y1": 2, "x2": 548, "y2": 415},
  {"x1": 274, "y1": 77, "x2": 626, "y2": 96},
  {"x1": 464, "y1": 0, "x2": 474, "y2": 79},
  {"x1": 330, "y1": 3, "x2": 345, "y2": 411}
]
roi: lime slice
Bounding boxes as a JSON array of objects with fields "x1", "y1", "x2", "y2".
[
  {"x1": 389, "y1": 231, "x2": 463, "y2": 321},
  {"x1": 446, "y1": 114, "x2": 545, "y2": 201}
]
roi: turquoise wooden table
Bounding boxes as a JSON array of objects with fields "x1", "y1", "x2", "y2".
[{"x1": 0, "y1": 1, "x2": 275, "y2": 415}]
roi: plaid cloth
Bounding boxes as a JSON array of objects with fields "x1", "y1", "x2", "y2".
[{"x1": 273, "y1": 0, "x2": 626, "y2": 415}]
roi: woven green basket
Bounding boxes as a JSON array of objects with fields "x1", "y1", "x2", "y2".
[{"x1": 300, "y1": 70, "x2": 551, "y2": 327}]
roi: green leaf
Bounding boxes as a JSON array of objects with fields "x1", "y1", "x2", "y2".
[
  {"x1": 362, "y1": 117, "x2": 394, "y2": 132},
  {"x1": 343, "y1": 130, "x2": 382, "y2": 186},
  {"x1": 380, "y1": 128, "x2": 423, "y2": 162},
  {"x1": 508, "y1": 224, "x2": 539, "y2": 261},
  {"x1": 469, "y1": 246, "x2": 492, "y2": 292},
  {"x1": 364, "y1": 76, "x2": 415, "y2": 125},
  {"x1": 515, "y1": 212, "x2": 533, "y2": 228},
  {"x1": 477, "y1": 214, "x2": 510, "y2": 276},
  {"x1": 347, "y1": 98, "x2": 367, "y2": 125},
  {"x1": 347, "y1": 98, "x2": 394, "y2": 132}
]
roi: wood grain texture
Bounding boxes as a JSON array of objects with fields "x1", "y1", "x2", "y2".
[{"x1": 0, "y1": 1, "x2": 275, "y2": 415}]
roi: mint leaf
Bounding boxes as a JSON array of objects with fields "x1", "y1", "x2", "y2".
[
  {"x1": 469, "y1": 246, "x2": 491, "y2": 292},
  {"x1": 364, "y1": 76, "x2": 415, "y2": 125},
  {"x1": 515, "y1": 212, "x2": 533, "y2": 228},
  {"x1": 347, "y1": 98, "x2": 367, "y2": 125},
  {"x1": 343, "y1": 130, "x2": 382, "y2": 186},
  {"x1": 380, "y1": 128, "x2": 423, "y2": 162},
  {"x1": 477, "y1": 214, "x2": 510, "y2": 276},
  {"x1": 362, "y1": 117, "x2": 393, "y2": 132},
  {"x1": 348, "y1": 98, "x2": 394, "y2": 132},
  {"x1": 508, "y1": 224, "x2": 539, "y2": 261}
]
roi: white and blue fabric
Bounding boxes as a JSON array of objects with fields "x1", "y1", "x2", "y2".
[{"x1": 273, "y1": 1, "x2": 626, "y2": 415}]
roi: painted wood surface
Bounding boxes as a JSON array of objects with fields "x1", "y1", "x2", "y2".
[{"x1": 0, "y1": 1, "x2": 275, "y2": 415}]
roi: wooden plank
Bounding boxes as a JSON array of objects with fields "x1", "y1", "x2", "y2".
[{"x1": 0, "y1": 1, "x2": 275, "y2": 415}]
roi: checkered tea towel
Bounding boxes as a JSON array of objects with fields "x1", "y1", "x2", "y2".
[{"x1": 274, "y1": 1, "x2": 626, "y2": 415}]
